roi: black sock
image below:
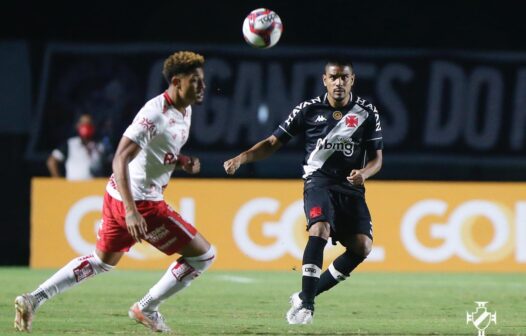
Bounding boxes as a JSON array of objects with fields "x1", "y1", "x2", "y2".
[
  {"x1": 316, "y1": 249, "x2": 365, "y2": 296},
  {"x1": 300, "y1": 236, "x2": 327, "y2": 307},
  {"x1": 315, "y1": 271, "x2": 339, "y2": 296}
]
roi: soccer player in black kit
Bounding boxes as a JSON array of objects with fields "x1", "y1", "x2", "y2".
[{"x1": 224, "y1": 59, "x2": 383, "y2": 324}]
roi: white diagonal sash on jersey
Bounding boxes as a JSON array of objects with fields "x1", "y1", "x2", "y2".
[{"x1": 303, "y1": 105, "x2": 368, "y2": 178}]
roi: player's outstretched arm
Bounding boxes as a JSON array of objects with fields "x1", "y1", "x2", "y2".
[
  {"x1": 223, "y1": 135, "x2": 282, "y2": 175},
  {"x1": 348, "y1": 150, "x2": 383, "y2": 186},
  {"x1": 112, "y1": 136, "x2": 146, "y2": 242}
]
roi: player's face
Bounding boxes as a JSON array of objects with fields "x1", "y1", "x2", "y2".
[
  {"x1": 77, "y1": 114, "x2": 93, "y2": 127},
  {"x1": 177, "y1": 67, "x2": 206, "y2": 105},
  {"x1": 323, "y1": 65, "x2": 355, "y2": 103}
]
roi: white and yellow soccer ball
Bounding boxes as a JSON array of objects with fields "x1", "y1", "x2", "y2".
[{"x1": 242, "y1": 8, "x2": 283, "y2": 49}]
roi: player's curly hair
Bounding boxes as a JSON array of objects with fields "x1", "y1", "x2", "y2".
[{"x1": 162, "y1": 51, "x2": 205, "y2": 84}]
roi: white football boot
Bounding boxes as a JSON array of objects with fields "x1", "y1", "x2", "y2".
[
  {"x1": 14, "y1": 294, "x2": 37, "y2": 332},
  {"x1": 286, "y1": 292, "x2": 314, "y2": 324},
  {"x1": 128, "y1": 302, "x2": 172, "y2": 333},
  {"x1": 289, "y1": 307, "x2": 314, "y2": 324}
]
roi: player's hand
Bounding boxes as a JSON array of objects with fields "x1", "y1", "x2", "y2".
[
  {"x1": 347, "y1": 169, "x2": 367, "y2": 186},
  {"x1": 180, "y1": 156, "x2": 200, "y2": 174},
  {"x1": 125, "y1": 210, "x2": 148, "y2": 243},
  {"x1": 223, "y1": 157, "x2": 241, "y2": 175}
]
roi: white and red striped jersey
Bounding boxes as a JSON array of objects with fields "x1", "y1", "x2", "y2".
[{"x1": 107, "y1": 92, "x2": 191, "y2": 201}]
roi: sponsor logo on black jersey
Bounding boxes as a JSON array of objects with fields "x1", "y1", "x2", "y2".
[
  {"x1": 316, "y1": 138, "x2": 356, "y2": 157},
  {"x1": 285, "y1": 97, "x2": 322, "y2": 126}
]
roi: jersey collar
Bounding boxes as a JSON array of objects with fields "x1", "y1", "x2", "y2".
[
  {"x1": 163, "y1": 91, "x2": 186, "y2": 117},
  {"x1": 323, "y1": 92, "x2": 354, "y2": 108},
  {"x1": 163, "y1": 91, "x2": 173, "y2": 113}
]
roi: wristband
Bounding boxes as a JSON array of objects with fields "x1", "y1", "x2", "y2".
[{"x1": 177, "y1": 155, "x2": 191, "y2": 166}]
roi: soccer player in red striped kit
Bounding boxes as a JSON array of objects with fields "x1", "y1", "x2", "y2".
[{"x1": 15, "y1": 51, "x2": 215, "y2": 333}]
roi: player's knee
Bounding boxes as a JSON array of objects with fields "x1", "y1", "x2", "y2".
[
  {"x1": 347, "y1": 241, "x2": 372, "y2": 259},
  {"x1": 171, "y1": 246, "x2": 215, "y2": 283},
  {"x1": 308, "y1": 221, "x2": 331, "y2": 239},
  {"x1": 184, "y1": 245, "x2": 216, "y2": 274},
  {"x1": 89, "y1": 253, "x2": 115, "y2": 273},
  {"x1": 95, "y1": 249, "x2": 123, "y2": 266},
  {"x1": 347, "y1": 234, "x2": 372, "y2": 258},
  {"x1": 68, "y1": 254, "x2": 114, "y2": 284}
]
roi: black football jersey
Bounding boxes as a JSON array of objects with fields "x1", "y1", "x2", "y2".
[{"x1": 272, "y1": 92, "x2": 383, "y2": 194}]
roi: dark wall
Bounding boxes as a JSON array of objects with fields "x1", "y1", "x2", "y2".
[{"x1": 3, "y1": 0, "x2": 526, "y2": 50}]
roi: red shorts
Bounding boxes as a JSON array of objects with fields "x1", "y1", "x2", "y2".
[{"x1": 96, "y1": 192, "x2": 198, "y2": 255}]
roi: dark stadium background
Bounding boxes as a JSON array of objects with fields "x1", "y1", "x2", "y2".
[{"x1": 1, "y1": 0, "x2": 525, "y2": 265}]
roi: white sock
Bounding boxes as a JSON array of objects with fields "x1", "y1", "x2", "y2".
[
  {"x1": 32, "y1": 253, "x2": 114, "y2": 309},
  {"x1": 139, "y1": 246, "x2": 216, "y2": 312}
]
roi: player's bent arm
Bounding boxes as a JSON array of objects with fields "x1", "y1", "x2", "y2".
[
  {"x1": 46, "y1": 155, "x2": 62, "y2": 177},
  {"x1": 224, "y1": 135, "x2": 282, "y2": 175},
  {"x1": 112, "y1": 136, "x2": 148, "y2": 242},
  {"x1": 348, "y1": 150, "x2": 382, "y2": 186},
  {"x1": 112, "y1": 136, "x2": 142, "y2": 213},
  {"x1": 361, "y1": 149, "x2": 383, "y2": 180}
]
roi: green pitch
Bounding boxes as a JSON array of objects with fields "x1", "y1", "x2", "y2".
[{"x1": 0, "y1": 268, "x2": 524, "y2": 335}]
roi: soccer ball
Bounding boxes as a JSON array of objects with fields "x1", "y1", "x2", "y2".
[{"x1": 242, "y1": 8, "x2": 283, "y2": 49}]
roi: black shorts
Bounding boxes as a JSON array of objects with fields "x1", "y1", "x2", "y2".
[{"x1": 303, "y1": 187, "x2": 373, "y2": 243}]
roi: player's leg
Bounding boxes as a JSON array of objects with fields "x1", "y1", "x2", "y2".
[
  {"x1": 29, "y1": 250, "x2": 122, "y2": 306},
  {"x1": 300, "y1": 221, "x2": 330, "y2": 307},
  {"x1": 14, "y1": 250, "x2": 122, "y2": 332},
  {"x1": 287, "y1": 187, "x2": 333, "y2": 324},
  {"x1": 316, "y1": 233, "x2": 372, "y2": 296},
  {"x1": 129, "y1": 202, "x2": 215, "y2": 332},
  {"x1": 288, "y1": 221, "x2": 330, "y2": 324},
  {"x1": 15, "y1": 192, "x2": 134, "y2": 332},
  {"x1": 134, "y1": 233, "x2": 215, "y2": 314},
  {"x1": 316, "y1": 193, "x2": 373, "y2": 296}
]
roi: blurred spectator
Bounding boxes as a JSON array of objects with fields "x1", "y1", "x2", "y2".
[{"x1": 47, "y1": 114, "x2": 107, "y2": 180}]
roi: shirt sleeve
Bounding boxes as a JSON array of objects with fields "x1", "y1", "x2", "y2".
[
  {"x1": 123, "y1": 106, "x2": 164, "y2": 148},
  {"x1": 363, "y1": 110, "x2": 384, "y2": 151},
  {"x1": 51, "y1": 142, "x2": 68, "y2": 162},
  {"x1": 272, "y1": 105, "x2": 305, "y2": 144}
]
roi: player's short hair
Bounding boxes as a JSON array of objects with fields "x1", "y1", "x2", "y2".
[
  {"x1": 325, "y1": 58, "x2": 354, "y2": 72},
  {"x1": 76, "y1": 113, "x2": 93, "y2": 124},
  {"x1": 163, "y1": 51, "x2": 205, "y2": 83}
]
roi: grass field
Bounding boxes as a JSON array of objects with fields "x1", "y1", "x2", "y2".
[{"x1": 0, "y1": 268, "x2": 524, "y2": 335}]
